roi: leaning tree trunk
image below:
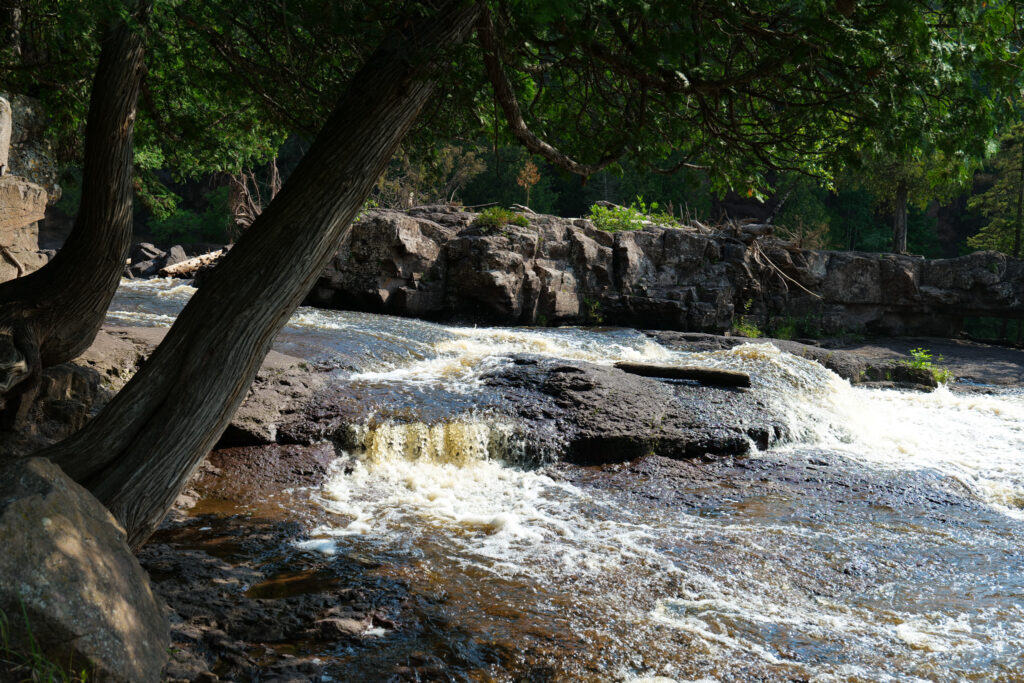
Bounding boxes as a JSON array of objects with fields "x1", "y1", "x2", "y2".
[
  {"x1": 0, "y1": 18, "x2": 145, "y2": 427},
  {"x1": 43, "y1": 0, "x2": 482, "y2": 550},
  {"x1": 892, "y1": 180, "x2": 909, "y2": 254}
]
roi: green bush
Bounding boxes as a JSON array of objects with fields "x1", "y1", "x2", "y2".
[
  {"x1": 473, "y1": 206, "x2": 529, "y2": 233},
  {"x1": 905, "y1": 347, "x2": 954, "y2": 384},
  {"x1": 588, "y1": 202, "x2": 645, "y2": 232},
  {"x1": 588, "y1": 196, "x2": 681, "y2": 233}
]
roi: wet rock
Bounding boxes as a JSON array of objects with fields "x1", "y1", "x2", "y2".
[
  {"x1": 189, "y1": 444, "x2": 338, "y2": 504},
  {"x1": 217, "y1": 354, "x2": 325, "y2": 447},
  {"x1": 644, "y1": 331, "x2": 942, "y2": 391},
  {"x1": 0, "y1": 458, "x2": 169, "y2": 682},
  {"x1": 2, "y1": 326, "x2": 324, "y2": 459},
  {"x1": 615, "y1": 361, "x2": 751, "y2": 387},
  {"x1": 485, "y1": 358, "x2": 787, "y2": 464},
  {"x1": 312, "y1": 616, "x2": 368, "y2": 640}
]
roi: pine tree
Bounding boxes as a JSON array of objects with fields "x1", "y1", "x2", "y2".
[{"x1": 968, "y1": 122, "x2": 1024, "y2": 257}]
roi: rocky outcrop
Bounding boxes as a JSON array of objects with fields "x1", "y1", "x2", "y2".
[
  {"x1": 305, "y1": 206, "x2": 1024, "y2": 337},
  {"x1": 0, "y1": 93, "x2": 61, "y2": 202},
  {"x1": 0, "y1": 458, "x2": 169, "y2": 682},
  {"x1": 0, "y1": 174, "x2": 48, "y2": 281}
]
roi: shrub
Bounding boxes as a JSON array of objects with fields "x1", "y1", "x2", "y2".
[
  {"x1": 588, "y1": 196, "x2": 680, "y2": 233},
  {"x1": 905, "y1": 347, "x2": 954, "y2": 384},
  {"x1": 473, "y1": 207, "x2": 530, "y2": 233},
  {"x1": 732, "y1": 318, "x2": 762, "y2": 338},
  {"x1": 732, "y1": 299, "x2": 762, "y2": 338},
  {"x1": 588, "y1": 203, "x2": 645, "y2": 232}
]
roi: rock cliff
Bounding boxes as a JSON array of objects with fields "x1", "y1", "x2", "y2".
[{"x1": 305, "y1": 206, "x2": 1024, "y2": 336}]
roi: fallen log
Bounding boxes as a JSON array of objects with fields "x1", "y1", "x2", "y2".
[
  {"x1": 614, "y1": 361, "x2": 751, "y2": 388},
  {"x1": 158, "y1": 249, "x2": 224, "y2": 278}
]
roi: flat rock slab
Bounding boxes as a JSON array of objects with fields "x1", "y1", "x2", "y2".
[
  {"x1": 614, "y1": 361, "x2": 750, "y2": 387},
  {"x1": 0, "y1": 458, "x2": 168, "y2": 682},
  {"x1": 484, "y1": 357, "x2": 787, "y2": 465}
]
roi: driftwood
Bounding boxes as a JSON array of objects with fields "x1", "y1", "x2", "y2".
[
  {"x1": 159, "y1": 249, "x2": 224, "y2": 278},
  {"x1": 614, "y1": 361, "x2": 751, "y2": 388}
]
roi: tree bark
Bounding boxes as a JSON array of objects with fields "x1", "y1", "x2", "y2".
[
  {"x1": 892, "y1": 181, "x2": 909, "y2": 253},
  {"x1": 1014, "y1": 136, "x2": 1022, "y2": 259},
  {"x1": 0, "y1": 17, "x2": 145, "y2": 428},
  {"x1": 44, "y1": 0, "x2": 482, "y2": 550}
]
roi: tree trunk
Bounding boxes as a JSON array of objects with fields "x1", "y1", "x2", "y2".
[
  {"x1": 1013, "y1": 137, "x2": 1022, "y2": 259},
  {"x1": 44, "y1": 0, "x2": 482, "y2": 550},
  {"x1": 892, "y1": 181, "x2": 909, "y2": 253},
  {"x1": 0, "y1": 17, "x2": 145, "y2": 427}
]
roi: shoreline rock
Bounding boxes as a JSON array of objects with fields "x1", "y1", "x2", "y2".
[
  {"x1": 298, "y1": 206, "x2": 1024, "y2": 337},
  {"x1": 0, "y1": 458, "x2": 169, "y2": 682}
]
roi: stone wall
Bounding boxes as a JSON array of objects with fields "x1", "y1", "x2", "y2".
[{"x1": 305, "y1": 206, "x2": 1024, "y2": 336}]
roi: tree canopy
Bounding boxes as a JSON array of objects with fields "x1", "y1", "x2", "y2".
[{"x1": 5, "y1": 0, "x2": 1021, "y2": 198}]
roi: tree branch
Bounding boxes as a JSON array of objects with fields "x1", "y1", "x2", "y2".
[{"x1": 475, "y1": 8, "x2": 622, "y2": 177}]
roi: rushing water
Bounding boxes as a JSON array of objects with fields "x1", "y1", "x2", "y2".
[{"x1": 112, "y1": 279, "x2": 1024, "y2": 681}]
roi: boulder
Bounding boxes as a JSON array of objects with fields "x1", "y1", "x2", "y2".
[
  {"x1": 0, "y1": 458, "x2": 169, "y2": 682},
  {"x1": 130, "y1": 242, "x2": 166, "y2": 264},
  {"x1": 129, "y1": 258, "x2": 161, "y2": 278},
  {"x1": 162, "y1": 245, "x2": 189, "y2": 269}
]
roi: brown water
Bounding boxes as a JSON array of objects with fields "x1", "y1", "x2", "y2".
[{"x1": 114, "y1": 279, "x2": 1024, "y2": 681}]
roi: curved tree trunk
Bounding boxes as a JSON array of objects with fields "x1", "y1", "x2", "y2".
[
  {"x1": 0, "y1": 17, "x2": 145, "y2": 427},
  {"x1": 44, "y1": 0, "x2": 482, "y2": 550}
]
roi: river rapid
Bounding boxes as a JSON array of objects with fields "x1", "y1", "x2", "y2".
[{"x1": 112, "y1": 279, "x2": 1024, "y2": 682}]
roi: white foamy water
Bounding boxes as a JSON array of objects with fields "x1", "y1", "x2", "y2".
[{"x1": 109, "y1": 277, "x2": 1024, "y2": 680}]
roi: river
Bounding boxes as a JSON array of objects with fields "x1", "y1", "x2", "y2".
[{"x1": 111, "y1": 278, "x2": 1024, "y2": 682}]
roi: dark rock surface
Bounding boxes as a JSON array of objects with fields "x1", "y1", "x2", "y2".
[
  {"x1": 0, "y1": 458, "x2": 169, "y2": 682},
  {"x1": 305, "y1": 206, "x2": 1024, "y2": 336},
  {"x1": 481, "y1": 357, "x2": 787, "y2": 464}
]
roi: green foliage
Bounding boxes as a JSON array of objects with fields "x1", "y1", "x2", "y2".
[
  {"x1": 53, "y1": 168, "x2": 83, "y2": 217},
  {"x1": 461, "y1": 147, "x2": 561, "y2": 214},
  {"x1": 587, "y1": 197, "x2": 677, "y2": 233},
  {"x1": 583, "y1": 297, "x2": 604, "y2": 324},
  {"x1": 588, "y1": 203, "x2": 646, "y2": 233},
  {"x1": 905, "y1": 347, "x2": 954, "y2": 384},
  {"x1": 732, "y1": 300, "x2": 762, "y2": 338},
  {"x1": 473, "y1": 207, "x2": 529, "y2": 233},
  {"x1": 967, "y1": 121, "x2": 1024, "y2": 257},
  {"x1": 732, "y1": 319, "x2": 762, "y2": 339},
  {"x1": 148, "y1": 186, "x2": 231, "y2": 244},
  {"x1": 769, "y1": 318, "x2": 798, "y2": 341}
]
